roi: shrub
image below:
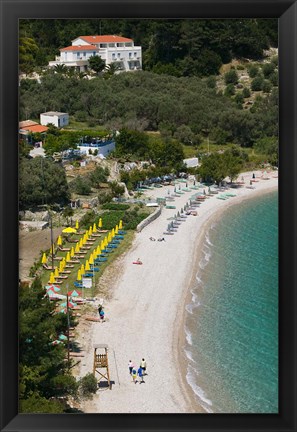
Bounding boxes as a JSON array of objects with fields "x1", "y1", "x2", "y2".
[
  {"x1": 262, "y1": 80, "x2": 272, "y2": 93},
  {"x1": 236, "y1": 65, "x2": 245, "y2": 70},
  {"x1": 79, "y1": 373, "x2": 98, "y2": 399},
  {"x1": 224, "y1": 69, "x2": 239, "y2": 85},
  {"x1": 242, "y1": 87, "x2": 251, "y2": 98},
  {"x1": 251, "y1": 75, "x2": 264, "y2": 91},
  {"x1": 69, "y1": 176, "x2": 91, "y2": 195},
  {"x1": 224, "y1": 83, "x2": 235, "y2": 97},
  {"x1": 98, "y1": 192, "x2": 113, "y2": 204},
  {"x1": 262, "y1": 62, "x2": 275, "y2": 78},
  {"x1": 101, "y1": 203, "x2": 130, "y2": 210},
  {"x1": 269, "y1": 71, "x2": 278, "y2": 87},
  {"x1": 247, "y1": 64, "x2": 259, "y2": 78}
]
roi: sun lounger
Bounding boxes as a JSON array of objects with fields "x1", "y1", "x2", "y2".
[
  {"x1": 57, "y1": 246, "x2": 71, "y2": 252},
  {"x1": 115, "y1": 235, "x2": 124, "y2": 239},
  {"x1": 80, "y1": 246, "x2": 91, "y2": 250},
  {"x1": 98, "y1": 230, "x2": 108, "y2": 233},
  {"x1": 53, "y1": 256, "x2": 63, "y2": 261},
  {"x1": 66, "y1": 236, "x2": 79, "y2": 243},
  {"x1": 84, "y1": 272, "x2": 93, "y2": 277},
  {"x1": 57, "y1": 275, "x2": 68, "y2": 279},
  {"x1": 118, "y1": 230, "x2": 126, "y2": 234},
  {"x1": 60, "y1": 270, "x2": 71, "y2": 275},
  {"x1": 96, "y1": 257, "x2": 108, "y2": 262},
  {"x1": 73, "y1": 255, "x2": 84, "y2": 259},
  {"x1": 43, "y1": 264, "x2": 55, "y2": 271},
  {"x1": 65, "y1": 264, "x2": 74, "y2": 268},
  {"x1": 85, "y1": 316, "x2": 100, "y2": 322}
]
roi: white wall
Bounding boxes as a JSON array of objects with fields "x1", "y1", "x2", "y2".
[
  {"x1": 40, "y1": 114, "x2": 69, "y2": 128},
  {"x1": 78, "y1": 141, "x2": 115, "y2": 157}
]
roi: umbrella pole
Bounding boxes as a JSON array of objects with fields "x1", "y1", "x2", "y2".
[
  {"x1": 66, "y1": 290, "x2": 70, "y2": 369},
  {"x1": 50, "y1": 213, "x2": 54, "y2": 271}
]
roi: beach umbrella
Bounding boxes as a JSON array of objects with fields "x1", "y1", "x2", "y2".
[
  {"x1": 66, "y1": 252, "x2": 71, "y2": 262},
  {"x1": 62, "y1": 227, "x2": 77, "y2": 234},
  {"x1": 100, "y1": 240, "x2": 104, "y2": 250},
  {"x1": 57, "y1": 309, "x2": 67, "y2": 315},
  {"x1": 85, "y1": 260, "x2": 90, "y2": 271},
  {"x1": 49, "y1": 272, "x2": 55, "y2": 284},
  {"x1": 108, "y1": 232, "x2": 112, "y2": 243},
  {"x1": 50, "y1": 245, "x2": 55, "y2": 255},
  {"x1": 177, "y1": 211, "x2": 180, "y2": 218},
  {"x1": 54, "y1": 268, "x2": 59, "y2": 278},
  {"x1": 79, "y1": 238, "x2": 83, "y2": 248},
  {"x1": 45, "y1": 285, "x2": 60, "y2": 292},
  {"x1": 41, "y1": 253, "x2": 47, "y2": 264},
  {"x1": 115, "y1": 225, "x2": 119, "y2": 234},
  {"x1": 52, "y1": 339, "x2": 63, "y2": 345},
  {"x1": 80, "y1": 264, "x2": 85, "y2": 275},
  {"x1": 93, "y1": 223, "x2": 97, "y2": 232},
  {"x1": 111, "y1": 228, "x2": 115, "y2": 237},
  {"x1": 92, "y1": 250, "x2": 98, "y2": 260},
  {"x1": 68, "y1": 289, "x2": 81, "y2": 297},
  {"x1": 89, "y1": 255, "x2": 94, "y2": 265},
  {"x1": 70, "y1": 247, "x2": 75, "y2": 257},
  {"x1": 97, "y1": 246, "x2": 101, "y2": 255},
  {"x1": 75, "y1": 243, "x2": 80, "y2": 253},
  {"x1": 59, "y1": 261, "x2": 64, "y2": 273},
  {"x1": 119, "y1": 220, "x2": 123, "y2": 229},
  {"x1": 104, "y1": 237, "x2": 108, "y2": 247},
  {"x1": 181, "y1": 208, "x2": 183, "y2": 214},
  {"x1": 60, "y1": 301, "x2": 76, "y2": 309},
  {"x1": 75, "y1": 220, "x2": 79, "y2": 230},
  {"x1": 59, "y1": 334, "x2": 67, "y2": 341},
  {"x1": 57, "y1": 236, "x2": 62, "y2": 246},
  {"x1": 88, "y1": 226, "x2": 93, "y2": 236},
  {"x1": 77, "y1": 269, "x2": 82, "y2": 281},
  {"x1": 98, "y1": 218, "x2": 102, "y2": 228}
]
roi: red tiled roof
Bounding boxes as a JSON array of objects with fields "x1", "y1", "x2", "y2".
[
  {"x1": 60, "y1": 45, "x2": 99, "y2": 52},
  {"x1": 79, "y1": 35, "x2": 133, "y2": 44},
  {"x1": 21, "y1": 125, "x2": 48, "y2": 133},
  {"x1": 19, "y1": 120, "x2": 38, "y2": 128}
]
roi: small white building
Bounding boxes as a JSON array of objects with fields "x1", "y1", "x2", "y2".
[
  {"x1": 183, "y1": 157, "x2": 199, "y2": 168},
  {"x1": 49, "y1": 35, "x2": 142, "y2": 73},
  {"x1": 40, "y1": 111, "x2": 69, "y2": 128}
]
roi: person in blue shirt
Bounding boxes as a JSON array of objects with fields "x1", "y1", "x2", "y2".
[{"x1": 137, "y1": 366, "x2": 144, "y2": 383}]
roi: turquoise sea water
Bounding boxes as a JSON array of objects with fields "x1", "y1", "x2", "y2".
[{"x1": 184, "y1": 191, "x2": 278, "y2": 413}]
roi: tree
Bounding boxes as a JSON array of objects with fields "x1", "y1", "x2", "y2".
[
  {"x1": 198, "y1": 153, "x2": 227, "y2": 183},
  {"x1": 247, "y1": 64, "x2": 259, "y2": 78},
  {"x1": 242, "y1": 87, "x2": 251, "y2": 98},
  {"x1": 262, "y1": 80, "x2": 272, "y2": 93},
  {"x1": 19, "y1": 157, "x2": 70, "y2": 209},
  {"x1": 69, "y1": 176, "x2": 92, "y2": 195},
  {"x1": 115, "y1": 128, "x2": 150, "y2": 158},
  {"x1": 222, "y1": 147, "x2": 243, "y2": 182},
  {"x1": 262, "y1": 62, "x2": 275, "y2": 78},
  {"x1": 224, "y1": 83, "x2": 235, "y2": 97},
  {"x1": 109, "y1": 181, "x2": 125, "y2": 198},
  {"x1": 88, "y1": 55, "x2": 106, "y2": 75}
]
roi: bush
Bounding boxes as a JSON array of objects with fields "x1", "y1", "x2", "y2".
[
  {"x1": 251, "y1": 75, "x2": 264, "y2": 91},
  {"x1": 224, "y1": 83, "x2": 235, "y2": 96},
  {"x1": 247, "y1": 64, "x2": 259, "y2": 78},
  {"x1": 234, "y1": 92, "x2": 244, "y2": 105},
  {"x1": 242, "y1": 87, "x2": 251, "y2": 98},
  {"x1": 101, "y1": 203, "x2": 130, "y2": 210},
  {"x1": 79, "y1": 373, "x2": 98, "y2": 399},
  {"x1": 69, "y1": 176, "x2": 91, "y2": 195},
  {"x1": 262, "y1": 62, "x2": 275, "y2": 78},
  {"x1": 98, "y1": 192, "x2": 113, "y2": 204},
  {"x1": 236, "y1": 65, "x2": 245, "y2": 70},
  {"x1": 206, "y1": 75, "x2": 217, "y2": 89},
  {"x1": 269, "y1": 71, "x2": 278, "y2": 87},
  {"x1": 224, "y1": 69, "x2": 239, "y2": 85},
  {"x1": 262, "y1": 80, "x2": 272, "y2": 93}
]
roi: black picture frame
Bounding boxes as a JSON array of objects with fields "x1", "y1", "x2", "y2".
[{"x1": 1, "y1": 0, "x2": 296, "y2": 431}]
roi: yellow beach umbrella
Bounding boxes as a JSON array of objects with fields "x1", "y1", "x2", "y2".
[
  {"x1": 70, "y1": 247, "x2": 75, "y2": 258},
  {"x1": 54, "y1": 268, "x2": 59, "y2": 278},
  {"x1": 96, "y1": 246, "x2": 101, "y2": 255},
  {"x1": 88, "y1": 226, "x2": 93, "y2": 236},
  {"x1": 98, "y1": 218, "x2": 102, "y2": 228},
  {"x1": 62, "y1": 227, "x2": 77, "y2": 234},
  {"x1": 108, "y1": 232, "x2": 112, "y2": 243},
  {"x1": 77, "y1": 269, "x2": 82, "y2": 281},
  {"x1": 80, "y1": 264, "x2": 85, "y2": 275},
  {"x1": 93, "y1": 223, "x2": 97, "y2": 232},
  {"x1": 115, "y1": 225, "x2": 119, "y2": 234},
  {"x1": 119, "y1": 220, "x2": 123, "y2": 229},
  {"x1": 59, "y1": 261, "x2": 64, "y2": 272},
  {"x1": 104, "y1": 237, "x2": 108, "y2": 247},
  {"x1": 100, "y1": 240, "x2": 104, "y2": 250},
  {"x1": 89, "y1": 255, "x2": 94, "y2": 265},
  {"x1": 50, "y1": 245, "x2": 55, "y2": 255},
  {"x1": 85, "y1": 260, "x2": 90, "y2": 271},
  {"x1": 111, "y1": 228, "x2": 115, "y2": 237},
  {"x1": 57, "y1": 235, "x2": 62, "y2": 246},
  {"x1": 75, "y1": 220, "x2": 79, "y2": 230},
  {"x1": 66, "y1": 252, "x2": 71, "y2": 262},
  {"x1": 41, "y1": 253, "x2": 47, "y2": 264},
  {"x1": 79, "y1": 238, "x2": 83, "y2": 248},
  {"x1": 75, "y1": 243, "x2": 80, "y2": 253},
  {"x1": 49, "y1": 272, "x2": 55, "y2": 284}
]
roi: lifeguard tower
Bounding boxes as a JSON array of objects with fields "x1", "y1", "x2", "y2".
[{"x1": 93, "y1": 344, "x2": 111, "y2": 389}]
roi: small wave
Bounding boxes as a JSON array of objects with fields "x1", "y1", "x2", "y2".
[
  {"x1": 185, "y1": 327, "x2": 193, "y2": 346},
  {"x1": 186, "y1": 366, "x2": 213, "y2": 409},
  {"x1": 195, "y1": 274, "x2": 204, "y2": 286},
  {"x1": 205, "y1": 231, "x2": 214, "y2": 246},
  {"x1": 199, "y1": 248, "x2": 212, "y2": 269},
  {"x1": 184, "y1": 348, "x2": 196, "y2": 363},
  {"x1": 186, "y1": 300, "x2": 201, "y2": 315}
]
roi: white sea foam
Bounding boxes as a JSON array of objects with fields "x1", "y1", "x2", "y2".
[
  {"x1": 185, "y1": 327, "x2": 193, "y2": 346},
  {"x1": 205, "y1": 231, "x2": 213, "y2": 246},
  {"x1": 199, "y1": 247, "x2": 212, "y2": 269},
  {"x1": 184, "y1": 348, "x2": 196, "y2": 363},
  {"x1": 186, "y1": 365, "x2": 213, "y2": 410}
]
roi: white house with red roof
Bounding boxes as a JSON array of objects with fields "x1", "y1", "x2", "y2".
[{"x1": 48, "y1": 35, "x2": 142, "y2": 73}]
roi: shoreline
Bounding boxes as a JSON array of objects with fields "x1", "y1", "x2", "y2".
[
  {"x1": 176, "y1": 185, "x2": 278, "y2": 413},
  {"x1": 78, "y1": 171, "x2": 278, "y2": 413}
]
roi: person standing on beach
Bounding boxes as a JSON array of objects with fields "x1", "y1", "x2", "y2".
[
  {"x1": 137, "y1": 366, "x2": 144, "y2": 383},
  {"x1": 140, "y1": 358, "x2": 147, "y2": 375},
  {"x1": 128, "y1": 360, "x2": 134, "y2": 375},
  {"x1": 132, "y1": 368, "x2": 137, "y2": 384}
]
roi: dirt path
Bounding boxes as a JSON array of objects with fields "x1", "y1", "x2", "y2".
[{"x1": 19, "y1": 227, "x2": 63, "y2": 281}]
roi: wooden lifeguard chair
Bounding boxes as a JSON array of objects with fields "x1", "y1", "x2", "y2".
[{"x1": 93, "y1": 344, "x2": 111, "y2": 389}]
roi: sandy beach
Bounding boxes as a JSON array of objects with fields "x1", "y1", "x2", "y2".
[{"x1": 77, "y1": 170, "x2": 278, "y2": 414}]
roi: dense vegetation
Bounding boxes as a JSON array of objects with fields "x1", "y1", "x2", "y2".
[
  {"x1": 19, "y1": 19, "x2": 277, "y2": 76},
  {"x1": 19, "y1": 278, "x2": 99, "y2": 412}
]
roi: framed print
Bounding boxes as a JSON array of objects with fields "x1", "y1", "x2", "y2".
[{"x1": 1, "y1": 0, "x2": 296, "y2": 431}]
